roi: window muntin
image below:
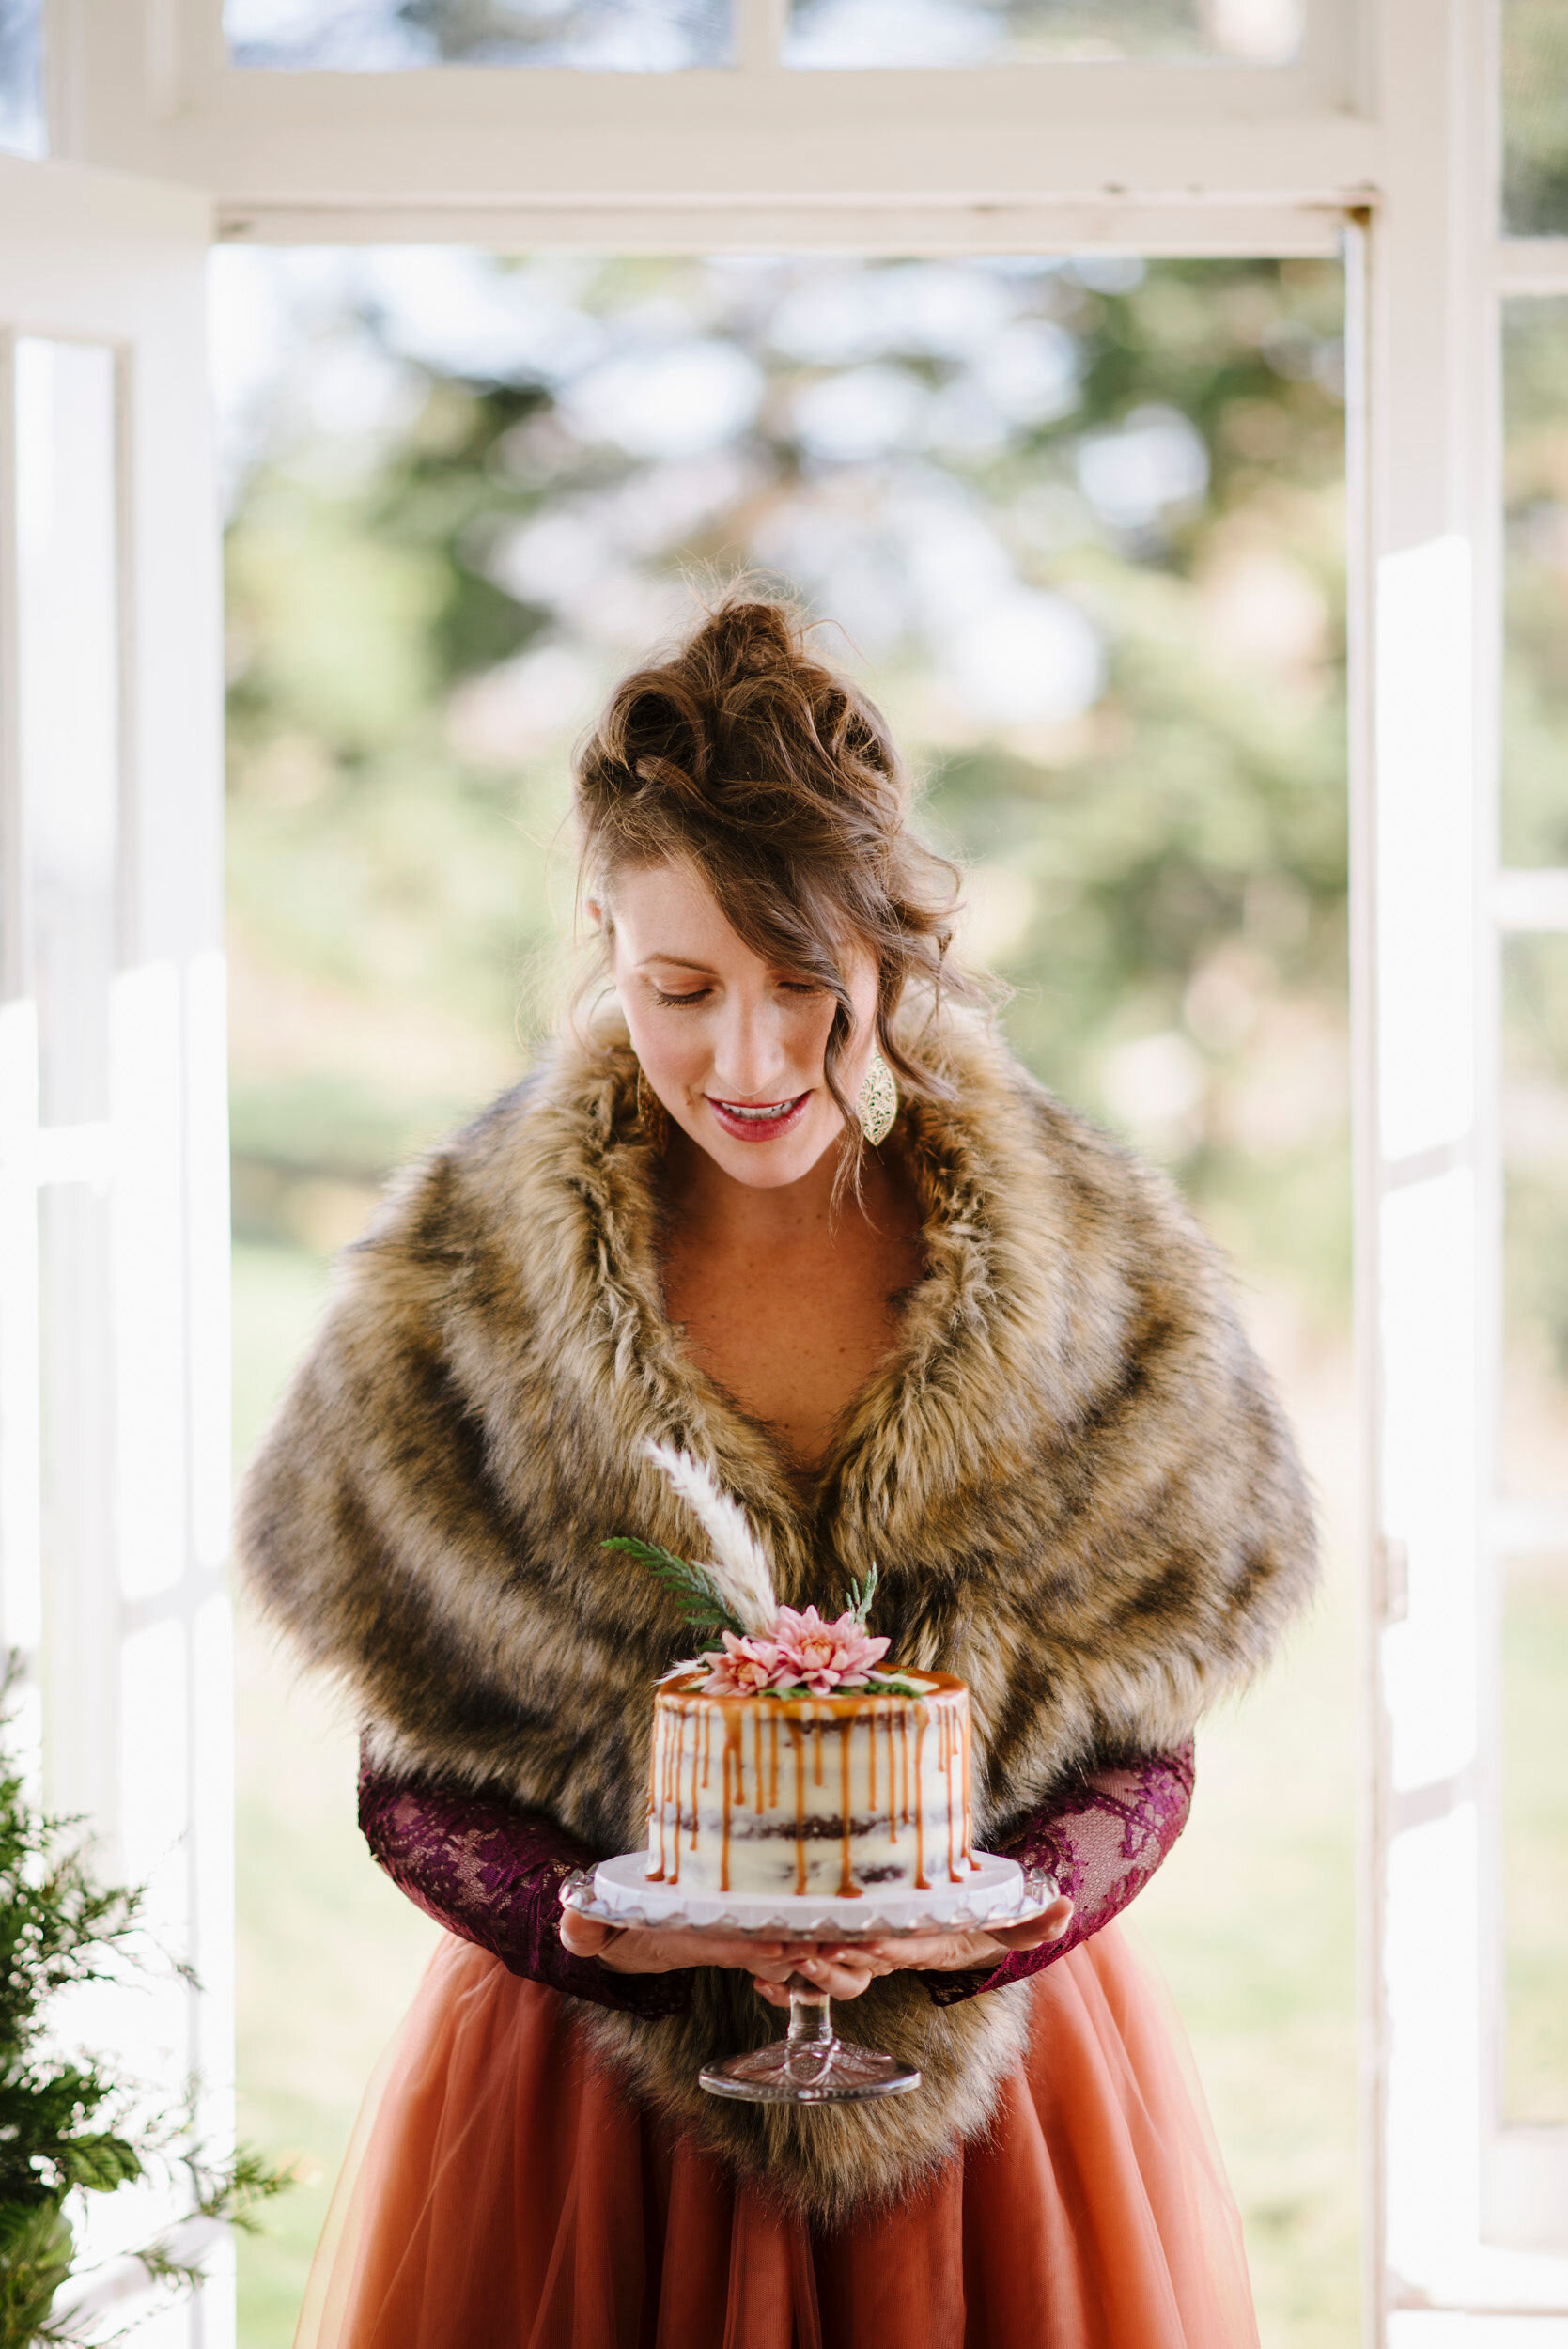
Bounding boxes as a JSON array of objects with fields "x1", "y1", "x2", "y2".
[
  {"x1": 1502, "y1": 0, "x2": 1568, "y2": 238},
  {"x1": 784, "y1": 0, "x2": 1305, "y2": 70},
  {"x1": 225, "y1": 0, "x2": 731, "y2": 71}
]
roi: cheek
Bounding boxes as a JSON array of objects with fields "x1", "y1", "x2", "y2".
[{"x1": 623, "y1": 1003, "x2": 704, "y2": 1086}]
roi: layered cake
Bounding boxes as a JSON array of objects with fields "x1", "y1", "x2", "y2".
[
  {"x1": 646, "y1": 1672, "x2": 976, "y2": 1898},
  {"x1": 611, "y1": 1439, "x2": 979, "y2": 1899}
]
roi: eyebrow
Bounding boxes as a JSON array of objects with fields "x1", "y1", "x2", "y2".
[{"x1": 635, "y1": 955, "x2": 719, "y2": 975}]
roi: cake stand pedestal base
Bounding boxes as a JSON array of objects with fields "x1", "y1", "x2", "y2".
[
  {"x1": 563, "y1": 1853, "x2": 1058, "y2": 2109},
  {"x1": 700, "y1": 1975, "x2": 921, "y2": 2105}
]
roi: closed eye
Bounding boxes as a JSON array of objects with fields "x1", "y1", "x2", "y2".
[{"x1": 650, "y1": 985, "x2": 712, "y2": 1008}]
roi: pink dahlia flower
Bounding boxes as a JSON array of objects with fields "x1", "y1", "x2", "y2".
[
  {"x1": 698, "y1": 1630, "x2": 786, "y2": 1697},
  {"x1": 770, "y1": 1604, "x2": 890, "y2": 1693}
]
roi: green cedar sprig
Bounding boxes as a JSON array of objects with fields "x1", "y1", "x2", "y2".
[
  {"x1": 840, "y1": 1565, "x2": 878, "y2": 1627},
  {"x1": 600, "y1": 1537, "x2": 747, "y2": 1641}
]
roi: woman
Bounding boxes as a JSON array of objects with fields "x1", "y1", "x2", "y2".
[{"x1": 237, "y1": 596, "x2": 1316, "y2": 2349}]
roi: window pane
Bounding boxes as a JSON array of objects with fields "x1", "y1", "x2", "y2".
[
  {"x1": 1502, "y1": 299, "x2": 1568, "y2": 868},
  {"x1": 225, "y1": 0, "x2": 730, "y2": 70},
  {"x1": 14, "y1": 339, "x2": 119, "y2": 1128},
  {"x1": 0, "y1": 0, "x2": 44, "y2": 156},
  {"x1": 1502, "y1": 1552, "x2": 1568, "y2": 2123},
  {"x1": 1502, "y1": 0, "x2": 1568, "y2": 237},
  {"x1": 784, "y1": 0, "x2": 1304, "y2": 70},
  {"x1": 1500, "y1": 934, "x2": 1568, "y2": 1506}
]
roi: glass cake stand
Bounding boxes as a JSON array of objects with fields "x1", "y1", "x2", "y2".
[{"x1": 562, "y1": 1851, "x2": 1059, "y2": 2105}]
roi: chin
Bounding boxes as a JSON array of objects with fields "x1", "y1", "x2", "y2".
[{"x1": 686, "y1": 1100, "x2": 842, "y2": 1187}]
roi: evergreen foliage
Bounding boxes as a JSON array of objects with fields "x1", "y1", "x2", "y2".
[
  {"x1": 0, "y1": 1656, "x2": 289, "y2": 2346},
  {"x1": 223, "y1": 253, "x2": 1350, "y2": 1314},
  {"x1": 600, "y1": 1536, "x2": 748, "y2": 1641}
]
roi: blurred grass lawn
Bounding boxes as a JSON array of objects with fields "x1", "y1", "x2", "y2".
[{"x1": 232, "y1": 1237, "x2": 1359, "y2": 2349}]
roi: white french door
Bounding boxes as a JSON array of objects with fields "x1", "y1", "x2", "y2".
[
  {"x1": 15, "y1": 0, "x2": 1568, "y2": 2341},
  {"x1": 0, "y1": 152, "x2": 231, "y2": 2345}
]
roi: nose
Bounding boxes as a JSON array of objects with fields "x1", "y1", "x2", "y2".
[{"x1": 709, "y1": 990, "x2": 792, "y2": 1100}]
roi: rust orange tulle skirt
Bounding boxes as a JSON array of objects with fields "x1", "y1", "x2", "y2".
[{"x1": 294, "y1": 1926, "x2": 1259, "y2": 2349}]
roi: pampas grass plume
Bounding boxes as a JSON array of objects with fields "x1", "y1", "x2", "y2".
[{"x1": 644, "y1": 1442, "x2": 777, "y2": 1635}]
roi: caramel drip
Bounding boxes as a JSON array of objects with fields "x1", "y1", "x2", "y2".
[
  {"x1": 837, "y1": 1718, "x2": 862, "y2": 1898},
  {"x1": 648, "y1": 1709, "x2": 667, "y2": 1880},
  {"x1": 898, "y1": 1715, "x2": 910, "y2": 1827},
  {"x1": 813, "y1": 1715, "x2": 825, "y2": 1788},
  {"x1": 768, "y1": 1713, "x2": 780, "y2": 1809},
  {"x1": 868, "y1": 1704, "x2": 877, "y2": 1812},
  {"x1": 700, "y1": 1705, "x2": 711, "y2": 1790},
  {"x1": 886, "y1": 1711, "x2": 897, "y2": 1845},
  {"x1": 961, "y1": 1701, "x2": 972, "y2": 1861},
  {"x1": 786, "y1": 1716, "x2": 807, "y2": 1894},
  {"x1": 753, "y1": 1710, "x2": 764, "y2": 1814},
  {"x1": 913, "y1": 1706, "x2": 930, "y2": 1890}
]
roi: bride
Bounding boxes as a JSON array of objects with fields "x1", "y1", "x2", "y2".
[{"x1": 236, "y1": 593, "x2": 1315, "y2": 2349}]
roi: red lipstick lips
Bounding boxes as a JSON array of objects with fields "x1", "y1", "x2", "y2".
[{"x1": 706, "y1": 1092, "x2": 811, "y2": 1143}]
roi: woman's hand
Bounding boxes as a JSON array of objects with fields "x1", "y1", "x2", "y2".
[
  {"x1": 558, "y1": 1905, "x2": 880, "y2": 1996},
  {"x1": 749, "y1": 1896, "x2": 1075, "y2": 2007}
]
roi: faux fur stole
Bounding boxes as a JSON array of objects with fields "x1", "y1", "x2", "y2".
[{"x1": 234, "y1": 1018, "x2": 1316, "y2": 2218}]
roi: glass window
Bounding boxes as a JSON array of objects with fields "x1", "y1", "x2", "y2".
[
  {"x1": 1502, "y1": 299, "x2": 1568, "y2": 869},
  {"x1": 1500, "y1": 934, "x2": 1568, "y2": 1507},
  {"x1": 1502, "y1": 0, "x2": 1568, "y2": 238},
  {"x1": 14, "y1": 338, "x2": 118, "y2": 1128},
  {"x1": 1502, "y1": 1551, "x2": 1568, "y2": 2123},
  {"x1": 225, "y1": 0, "x2": 730, "y2": 70},
  {"x1": 784, "y1": 0, "x2": 1304, "y2": 70},
  {"x1": 1498, "y1": 932, "x2": 1568, "y2": 2125},
  {"x1": 0, "y1": 0, "x2": 44, "y2": 157}
]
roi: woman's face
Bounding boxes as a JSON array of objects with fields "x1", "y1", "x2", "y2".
[{"x1": 598, "y1": 858, "x2": 880, "y2": 1191}]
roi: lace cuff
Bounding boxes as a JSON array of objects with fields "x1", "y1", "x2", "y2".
[
  {"x1": 924, "y1": 1739, "x2": 1195, "y2": 2007},
  {"x1": 357, "y1": 1740, "x2": 691, "y2": 2018},
  {"x1": 358, "y1": 1734, "x2": 1193, "y2": 2022}
]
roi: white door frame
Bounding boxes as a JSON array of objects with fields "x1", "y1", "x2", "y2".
[
  {"x1": 27, "y1": 0, "x2": 1568, "y2": 2335},
  {"x1": 0, "y1": 149, "x2": 229, "y2": 2344}
]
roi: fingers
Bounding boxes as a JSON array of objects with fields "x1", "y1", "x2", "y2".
[
  {"x1": 992, "y1": 1897, "x2": 1075, "y2": 1952},
  {"x1": 752, "y1": 1955, "x2": 878, "y2": 2003},
  {"x1": 853, "y1": 1934, "x2": 956, "y2": 1968},
  {"x1": 766, "y1": 1949, "x2": 887, "y2": 1999},
  {"x1": 557, "y1": 1908, "x2": 611, "y2": 1957}
]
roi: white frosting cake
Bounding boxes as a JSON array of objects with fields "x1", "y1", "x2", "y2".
[{"x1": 645, "y1": 1670, "x2": 977, "y2": 1898}]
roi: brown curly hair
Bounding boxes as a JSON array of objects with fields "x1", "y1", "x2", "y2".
[{"x1": 572, "y1": 594, "x2": 983, "y2": 1147}]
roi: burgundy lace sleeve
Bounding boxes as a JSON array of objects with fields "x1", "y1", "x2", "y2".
[
  {"x1": 357, "y1": 1739, "x2": 691, "y2": 2018},
  {"x1": 924, "y1": 1739, "x2": 1195, "y2": 2007}
]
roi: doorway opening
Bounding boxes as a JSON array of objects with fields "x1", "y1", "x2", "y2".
[{"x1": 212, "y1": 243, "x2": 1355, "y2": 2349}]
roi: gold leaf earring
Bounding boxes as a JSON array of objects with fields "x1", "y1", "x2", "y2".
[
  {"x1": 635, "y1": 1064, "x2": 670, "y2": 1153},
  {"x1": 855, "y1": 1050, "x2": 898, "y2": 1148}
]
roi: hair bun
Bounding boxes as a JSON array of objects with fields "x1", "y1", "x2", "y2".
[{"x1": 689, "y1": 598, "x2": 801, "y2": 680}]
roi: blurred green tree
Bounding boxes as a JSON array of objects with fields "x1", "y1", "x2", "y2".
[{"x1": 223, "y1": 252, "x2": 1346, "y2": 1300}]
